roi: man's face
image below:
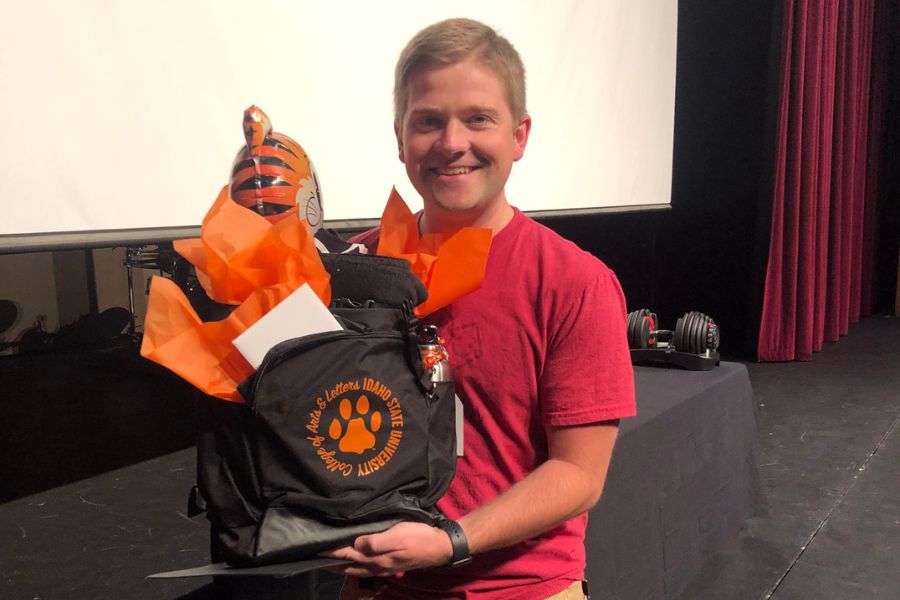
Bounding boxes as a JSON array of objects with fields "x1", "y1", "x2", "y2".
[{"x1": 396, "y1": 58, "x2": 530, "y2": 226}]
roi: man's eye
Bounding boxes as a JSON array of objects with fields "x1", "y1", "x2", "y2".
[
  {"x1": 416, "y1": 117, "x2": 441, "y2": 129},
  {"x1": 469, "y1": 115, "x2": 489, "y2": 125}
]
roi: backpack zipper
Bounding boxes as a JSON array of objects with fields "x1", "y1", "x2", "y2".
[{"x1": 245, "y1": 329, "x2": 404, "y2": 411}]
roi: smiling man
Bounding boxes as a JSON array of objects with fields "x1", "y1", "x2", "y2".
[
  {"x1": 397, "y1": 55, "x2": 528, "y2": 234},
  {"x1": 325, "y1": 18, "x2": 636, "y2": 600}
]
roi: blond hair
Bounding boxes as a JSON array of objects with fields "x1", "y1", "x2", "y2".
[{"x1": 394, "y1": 18, "x2": 527, "y2": 130}]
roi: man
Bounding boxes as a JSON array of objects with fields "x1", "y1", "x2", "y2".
[{"x1": 324, "y1": 17, "x2": 636, "y2": 599}]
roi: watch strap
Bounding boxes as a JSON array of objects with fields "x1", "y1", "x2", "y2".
[{"x1": 437, "y1": 519, "x2": 472, "y2": 568}]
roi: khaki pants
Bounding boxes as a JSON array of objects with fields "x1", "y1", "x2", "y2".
[
  {"x1": 352, "y1": 580, "x2": 587, "y2": 600},
  {"x1": 545, "y1": 581, "x2": 588, "y2": 600}
]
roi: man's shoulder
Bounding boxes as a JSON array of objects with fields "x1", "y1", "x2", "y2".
[
  {"x1": 512, "y1": 211, "x2": 613, "y2": 280},
  {"x1": 348, "y1": 226, "x2": 380, "y2": 252}
]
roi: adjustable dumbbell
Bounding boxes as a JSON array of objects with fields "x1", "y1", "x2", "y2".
[
  {"x1": 627, "y1": 309, "x2": 720, "y2": 354},
  {"x1": 674, "y1": 311, "x2": 720, "y2": 355},
  {"x1": 626, "y1": 309, "x2": 671, "y2": 349}
]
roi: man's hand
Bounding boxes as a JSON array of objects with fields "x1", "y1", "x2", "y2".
[{"x1": 320, "y1": 521, "x2": 453, "y2": 577}]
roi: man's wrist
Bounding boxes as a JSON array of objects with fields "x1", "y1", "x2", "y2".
[{"x1": 436, "y1": 519, "x2": 472, "y2": 568}]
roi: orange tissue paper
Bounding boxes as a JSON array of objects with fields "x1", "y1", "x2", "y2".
[
  {"x1": 375, "y1": 188, "x2": 492, "y2": 317},
  {"x1": 140, "y1": 187, "x2": 330, "y2": 403}
]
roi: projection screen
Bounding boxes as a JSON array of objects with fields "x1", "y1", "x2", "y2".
[{"x1": 0, "y1": 0, "x2": 677, "y2": 252}]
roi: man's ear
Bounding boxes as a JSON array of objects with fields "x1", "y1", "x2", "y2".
[
  {"x1": 394, "y1": 122, "x2": 405, "y2": 163},
  {"x1": 513, "y1": 114, "x2": 532, "y2": 162}
]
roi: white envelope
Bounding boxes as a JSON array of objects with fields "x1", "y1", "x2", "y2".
[{"x1": 232, "y1": 283, "x2": 341, "y2": 369}]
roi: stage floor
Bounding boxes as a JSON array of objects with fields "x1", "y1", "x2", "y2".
[{"x1": 679, "y1": 315, "x2": 900, "y2": 600}]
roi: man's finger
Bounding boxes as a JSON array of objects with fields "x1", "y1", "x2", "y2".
[
  {"x1": 319, "y1": 544, "x2": 352, "y2": 557},
  {"x1": 355, "y1": 528, "x2": 410, "y2": 555},
  {"x1": 354, "y1": 534, "x2": 382, "y2": 554},
  {"x1": 319, "y1": 547, "x2": 368, "y2": 562}
]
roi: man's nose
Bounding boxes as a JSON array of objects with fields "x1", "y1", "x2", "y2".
[{"x1": 435, "y1": 120, "x2": 468, "y2": 156}]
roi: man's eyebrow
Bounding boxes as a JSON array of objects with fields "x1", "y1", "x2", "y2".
[
  {"x1": 407, "y1": 106, "x2": 502, "y2": 117},
  {"x1": 467, "y1": 106, "x2": 501, "y2": 117},
  {"x1": 408, "y1": 106, "x2": 442, "y2": 116}
]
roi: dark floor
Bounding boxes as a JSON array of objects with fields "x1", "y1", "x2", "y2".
[{"x1": 680, "y1": 314, "x2": 900, "y2": 600}]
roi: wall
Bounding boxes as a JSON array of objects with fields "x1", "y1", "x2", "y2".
[
  {"x1": 0, "y1": 252, "x2": 60, "y2": 348},
  {"x1": 876, "y1": 0, "x2": 900, "y2": 316},
  {"x1": 540, "y1": 1, "x2": 783, "y2": 359},
  {"x1": 0, "y1": 247, "x2": 193, "y2": 501},
  {"x1": 0, "y1": 248, "x2": 155, "y2": 351}
]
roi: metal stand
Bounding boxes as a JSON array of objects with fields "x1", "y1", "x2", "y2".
[{"x1": 123, "y1": 245, "x2": 165, "y2": 337}]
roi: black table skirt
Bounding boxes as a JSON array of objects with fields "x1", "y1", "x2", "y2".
[{"x1": 585, "y1": 362, "x2": 765, "y2": 599}]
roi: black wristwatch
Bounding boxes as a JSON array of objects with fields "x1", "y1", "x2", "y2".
[{"x1": 437, "y1": 519, "x2": 472, "y2": 568}]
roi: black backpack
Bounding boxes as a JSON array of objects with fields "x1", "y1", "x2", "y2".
[{"x1": 190, "y1": 253, "x2": 457, "y2": 566}]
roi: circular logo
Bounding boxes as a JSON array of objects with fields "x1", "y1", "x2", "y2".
[{"x1": 303, "y1": 377, "x2": 405, "y2": 478}]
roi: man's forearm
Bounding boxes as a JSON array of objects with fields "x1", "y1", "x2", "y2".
[
  {"x1": 459, "y1": 459, "x2": 600, "y2": 554},
  {"x1": 319, "y1": 423, "x2": 619, "y2": 576},
  {"x1": 458, "y1": 423, "x2": 618, "y2": 555}
]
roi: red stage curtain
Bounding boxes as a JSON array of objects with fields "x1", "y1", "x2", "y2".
[{"x1": 758, "y1": 0, "x2": 881, "y2": 361}]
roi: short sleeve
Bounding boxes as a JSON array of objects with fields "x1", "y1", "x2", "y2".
[{"x1": 539, "y1": 267, "x2": 637, "y2": 426}]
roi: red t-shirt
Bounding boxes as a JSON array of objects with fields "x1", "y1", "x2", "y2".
[{"x1": 353, "y1": 208, "x2": 636, "y2": 599}]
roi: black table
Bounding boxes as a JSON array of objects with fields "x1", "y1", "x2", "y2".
[
  {"x1": 585, "y1": 362, "x2": 765, "y2": 599},
  {"x1": 0, "y1": 362, "x2": 763, "y2": 599}
]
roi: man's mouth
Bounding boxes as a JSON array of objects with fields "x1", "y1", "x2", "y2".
[{"x1": 431, "y1": 166, "x2": 480, "y2": 176}]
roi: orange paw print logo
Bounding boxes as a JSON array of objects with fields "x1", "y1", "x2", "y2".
[{"x1": 328, "y1": 395, "x2": 382, "y2": 454}]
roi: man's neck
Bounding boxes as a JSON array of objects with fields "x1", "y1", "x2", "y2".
[{"x1": 419, "y1": 202, "x2": 514, "y2": 237}]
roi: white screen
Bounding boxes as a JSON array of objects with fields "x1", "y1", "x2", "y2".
[{"x1": 0, "y1": 0, "x2": 676, "y2": 249}]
